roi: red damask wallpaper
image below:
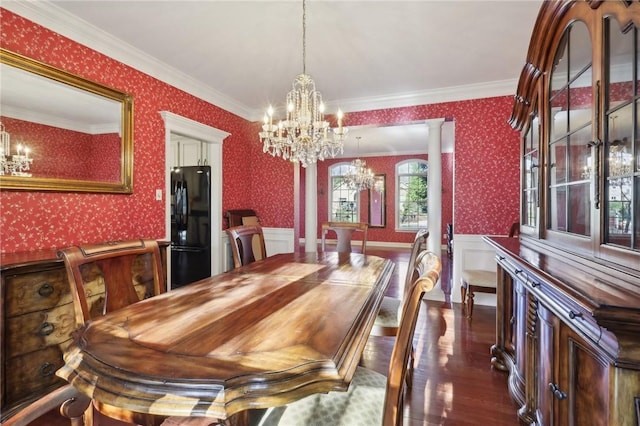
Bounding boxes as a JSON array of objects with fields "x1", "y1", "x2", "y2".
[
  {"x1": 323, "y1": 98, "x2": 521, "y2": 238},
  {"x1": 0, "y1": 9, "x2": 257, "y2": 252},
  {"x1": 1, "y1": 116, "x2": 120, "y2": 181},
  {"x1": 0, "y1": 8, "x2": 520, "y2": 253}
]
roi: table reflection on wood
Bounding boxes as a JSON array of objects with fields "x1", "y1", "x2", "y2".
[{"x1": 57, "y1": 251, "x2": 394, "y2": 422}]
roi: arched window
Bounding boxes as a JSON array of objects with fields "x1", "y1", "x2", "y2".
[
  {"x1": 329, "y1": 163, "x2": 359, "y2": 222},
  {"x1": 396, "y1": 159, "x2": 428, "y2": 230}
]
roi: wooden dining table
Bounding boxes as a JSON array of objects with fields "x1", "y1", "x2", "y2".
[{"x1": 57, "y1": 251, "x2": 394, "y2": 424}]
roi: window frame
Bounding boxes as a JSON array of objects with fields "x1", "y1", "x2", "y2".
[
  {"x1": 395, "y1": 159, "x2": 429, "y2": 231},
  {"x1": 328, "y1": 162, "x2": 360, "y2": 223}
]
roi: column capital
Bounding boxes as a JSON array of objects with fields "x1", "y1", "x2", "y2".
[{"x1": 425, "y1": 118, "x2": 446, "y2": 129}]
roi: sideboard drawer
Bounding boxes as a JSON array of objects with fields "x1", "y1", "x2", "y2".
[
  {"x1": 6, "y1": 303, "x2": 75, "y2": 358},
  {"x1": 4, "y1": 345, "x2": 68, "y2": 409},
  {"x1": 4, "y1": 268, "x2": 71, "y2": 316},
  {"x1": 1, "y1": 260, "x2": 75, "y2": 419}
]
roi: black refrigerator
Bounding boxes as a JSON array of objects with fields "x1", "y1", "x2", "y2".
[{"x1": 170, "y1": 165, "x2": 211, "y2": 288}]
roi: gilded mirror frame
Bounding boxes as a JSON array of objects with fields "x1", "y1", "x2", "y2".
[{"x1": 0, "y1": 48, "x2": 133, "y2": 193}]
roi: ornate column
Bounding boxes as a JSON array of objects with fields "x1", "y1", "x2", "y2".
[
  {"x1": 305, "y1": 162, "x2": 318, "y2": 252},
  {"x1": 426, "y1": 119, "x2": 445, "y2": 257}
]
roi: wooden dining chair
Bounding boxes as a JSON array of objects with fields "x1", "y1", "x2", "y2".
[
  {"x1": 58, "y1": 239, "x2": 167, "y2": 327},
  {"x1": 320, "y1": 221, "x2": 368, "y2": 254},
  {"x1": 2, "y1": 384, "x2": 91, "y2": 426},
  {"x1": 461, "y1": 222, "x2": 519, "y2": 319},
  {"x1": 254, "y1": 250, "x2": 442, "y2": 426},
  {"x1": 58, "y1": 239, "x2": 168, "y2": 426},
  {"x1": 226, "y1": 225, "x2": 267, "y2": 268},
  {"x1": 370, "y1": 228, "x2": 431, "y2": 387}
]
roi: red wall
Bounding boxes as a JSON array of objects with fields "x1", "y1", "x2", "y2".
[
  {"x1": 0, "y1": 9, "x2": 262, "y2": 252},
  {"x1": 0, "y1": 8, "x2": 520, "y2": 254},
  {"x1": 1, "y1": 116, "x2": 120, "y2": 181},
  {"x1": 321, "y1": 99, "x2": 521, "y2": 237}
]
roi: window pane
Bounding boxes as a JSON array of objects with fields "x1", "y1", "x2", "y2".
[
  {"x1": 330, "y1": 165, "x2": 359, "y2": 223},
  {"x1": 568, "y1": 22, "x2": 591, "y2": 82},
  {"x1": 568, "y1": 125, "x2": 592, "y2": 182},
  {"x1": 607, "y1": 178, "x2": 632, "y2": 248},
  {"x1": 567, "y1": 183, "x2": 590, "y2": 236},
  {"x1": 549, "y1": 186, "x2": 567, "y2": 232},
  {"x1": 396, "y1": 160, "x2": 428, "y2": 229},
  {"x1": 605, "y1": 20, "x2": 637, "y2": 248},
  {"x1": 550, "y1": 138, "x2": 567, "y2": 185}
]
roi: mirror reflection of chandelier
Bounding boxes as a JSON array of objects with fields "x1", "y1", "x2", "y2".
[
  {"x1": 0, "y1": 122, "x2": 33, "y2": 177},
  {"x1": 345, "y1": 137, "x2": 375, "y2": 192},
  {"x1": 259, "y1": 0, "x2": 347, "y2": 168}
]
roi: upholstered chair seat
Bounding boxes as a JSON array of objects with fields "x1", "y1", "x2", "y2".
[
  {"x1": 374, "y1": 296, "x2": 402, "y2": 329},
  {"x1": 256, "y1": 366, "x2": 386, "y2": 426}
]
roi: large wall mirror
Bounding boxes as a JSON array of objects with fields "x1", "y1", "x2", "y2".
[
  {"x1": 368, "y1": 174, "x2": 386, "y2": 228},
  {"x1": 0, "y1": 48, "x2": 133, "y2": 193}
]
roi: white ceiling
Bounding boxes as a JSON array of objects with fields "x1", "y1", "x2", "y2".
[{"x1": 2, "y1": 0, "x2": 543, "y2": 157}]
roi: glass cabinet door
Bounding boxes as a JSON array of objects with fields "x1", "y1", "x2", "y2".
[
  {"x1": 548, "y1": 21, "x2": 593, "y2": 237},
  {"x1": 604, "y1": 18, "x2": 638, "y2": 249},
  {"x1": 523, "y1": 111, "x2": 539, "y2": 230}
]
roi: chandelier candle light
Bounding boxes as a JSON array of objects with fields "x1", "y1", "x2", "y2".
[
  {"x1": 0, "y1": 122, "x2": 33, "y2": 177},
  {"x1": 345, "y1": 136, "x2": 375, "y2": 192},
  {"x1": 259, "y1": 0, "x2": 347, "y2": 167}
]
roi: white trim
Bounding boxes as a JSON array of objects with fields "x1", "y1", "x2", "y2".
[
  {"x1": 160, "y1": 111, "x2": 229, "y2": 280},
  {"x1": 450, "y1": 234, "x2": 499, "y2": 306},
  {"x1": 324, "y1": 79, "x2": 518, "y2": 116},
  {"x1": 4, "y1": 2, "x2": 519, "y2": 121},
  {"x1": 4, "y1": 1, "x2": 252, "y2": 119}
]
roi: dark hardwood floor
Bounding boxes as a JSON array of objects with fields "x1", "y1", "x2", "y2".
[
  {"x1": 30, "y1": 247, "x2": 519, "y2": 426},
  {"x1": 362, "y1": 247, "x2": 519, "y2": 425}
]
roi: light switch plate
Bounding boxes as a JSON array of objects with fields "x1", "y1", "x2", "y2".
[{"x1": 155, "y1": 189, "x2": 162, "y2": 201}]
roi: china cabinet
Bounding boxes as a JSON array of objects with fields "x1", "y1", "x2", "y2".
[{"x1": 488, "y1": 1, "x2": 640, "y2": 425}]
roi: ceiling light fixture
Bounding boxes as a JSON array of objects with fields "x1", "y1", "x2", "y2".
[
  {"x1": 345, "y1": 137, "x2": 375, "y2": 191},
  {"x1": 259, "y1": 0, "x2": 347, "y2": 168},
  {"x1": 0, "y1": 122, "x2": 33, "y2": 177}
]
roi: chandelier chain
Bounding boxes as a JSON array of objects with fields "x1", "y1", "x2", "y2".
[
  {"x1": 258, "y1": 0, "x2": 347, "y2": 168},
  {"x1": 302, "y1": 0, "x2": 306, "y2": 75}
]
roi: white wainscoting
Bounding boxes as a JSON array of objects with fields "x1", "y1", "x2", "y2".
[
  {"x1": 449, "y1": 234, "x2": 498, "y2": 306},
  {"x1": 220, "y1": 227, "x2": 295, "y2": 272}
]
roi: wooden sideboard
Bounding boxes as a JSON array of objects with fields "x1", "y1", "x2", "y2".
[
  {"x1": 0, "y1": 241, "x2": 169, "y2": 423},
  {"x1": 485, "y1": 237, "x2": 640, "y2": 426}
]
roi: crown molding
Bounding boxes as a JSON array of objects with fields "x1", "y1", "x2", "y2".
[
  {"x1": 2, "y1": 1, "x2": 254, "y2": 119},
  {"x1": 4, "y1": 2, "x2": 518, "y2": 123}
]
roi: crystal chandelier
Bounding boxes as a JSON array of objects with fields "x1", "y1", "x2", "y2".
[
  {"x1": 0, "y1": 122, "x2": 33, "y2": 177},
  {"x1": 344, "y1": 137, "x2": 375, "y2": 191},
  {"x1": 259, "y1": 0, "x2": 347, "y2": 168}
]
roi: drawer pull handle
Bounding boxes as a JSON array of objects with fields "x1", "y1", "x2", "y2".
[
  {"x1": 569, "y1": 311, "x2": 583, "y2": 320},
  {"x1": 548, "y1": 382, "x2": 567, "y2": 400},
  {"x1": 531, "y1": 281, "x2": 540, "y2": 288},
  {"x1": 515, "y1": 269, "x2": 523, "y2": 275},
  {"x1": 39, "y1": 362, "x2": 56, "y2": 377},
  {"x1": 498, "y1": 256, "x2": 505, "y2": 260},
  {"x1": 38, "y1": 283, "x2": 54, "y2": 297},
  {"x1": 38, "y1": 322, "x2": 55, "y2": 336}
]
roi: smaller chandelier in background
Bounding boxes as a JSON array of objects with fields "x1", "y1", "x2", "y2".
[
  {"x1": 344, "y1": 137, "x2": 375, "y2": 192},
  {"x1": 0, "y1": 122, "x2": 33, "y2": 177}
]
